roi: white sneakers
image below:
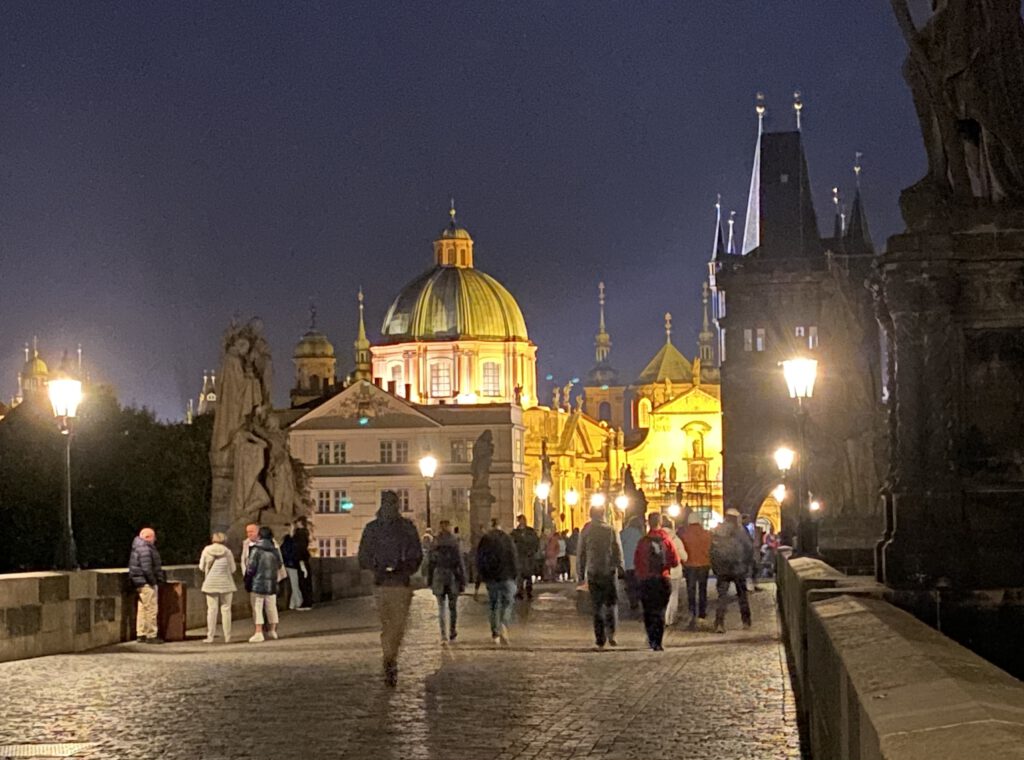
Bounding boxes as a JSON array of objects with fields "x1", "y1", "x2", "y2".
[
  {"x1": 203, "y1": 636, "x2": 215, "y2": 644},
  {"x1": 249, "y1": 632, "x2": 265, "y2": 643},
  {"x1": 267, "y1": 630, "x2": 279, "y2": 640}
]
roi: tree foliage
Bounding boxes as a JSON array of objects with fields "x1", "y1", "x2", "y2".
[{"x1": 0, "y1": 389, "x2": 212, "y2": 572}]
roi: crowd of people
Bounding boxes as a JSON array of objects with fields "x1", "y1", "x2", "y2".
[
  {"x1": 127, "y1": 494, "x2": 766, "y2": 688},
  {"x1": 127, "y1": 517, "x2": 314, "y2": 645}
]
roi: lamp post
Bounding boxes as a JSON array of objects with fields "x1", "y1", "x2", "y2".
[
  {"x1": 49, "y1": 377, "x2": 83, "y2": 571},
  {"x1": 418, "y1": 454, "x2": 438, "y2": 529},
  {"x1": 534, "y1": 480, "x2": 551, "y2": 530},
  {"x1": 773, "y1": 446, "x2": 795, "y2": 545},
  {"x1": 781, "y1": 358, "x2": 817, "y2": 556},
  {"x1": 565, "y1": 487, "x2": 579, "y2": 529}
]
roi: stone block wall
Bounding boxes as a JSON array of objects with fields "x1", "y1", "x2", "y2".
[{"x1": 0, "y1": 558, "x2": 373, "y2": 663}]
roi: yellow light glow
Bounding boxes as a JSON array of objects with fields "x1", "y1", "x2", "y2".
[
  {"x1": 782, "y1": 358, "x2": 818, "y2": 400},
  {"x1": 809, "y1": 500, "x2": 821, "y2": 512},
  {"x1": 418, "y1": 454, "x2": 438, "y2": 479},
  {"x1": 614, "y1": 494, "x2": 629, "y2": 511},
  {"x1": 48, "y1": 378, "x2": 83, "y2": 419},
  {"x1": 590, "y1": 492, "x2": 606, "y2": 508},
  {"x1": 774, "y1": 446, "x2": 795, "y2": 473},
  {"x1": 667, "y1": 503, "x2": 681, "y2": 518},
  {"x1": 772, "y1": 484, "x2": 786, "y2": 503},
  {"x1": 565, "y1": 488, "x2": 579, "y2": 507},
  {"x1": 534, "y1": 482, "x2": 551, "y2": 501},
  {"x1": 455, "y1": 392, "x2": 478, "y2": 404}
]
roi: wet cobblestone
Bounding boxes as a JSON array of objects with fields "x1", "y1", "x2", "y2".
[{"x1": 0, "y1": 583, "x2": 803, "y2": 759}]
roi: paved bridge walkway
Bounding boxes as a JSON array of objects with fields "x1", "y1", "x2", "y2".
[{"x1": 0, "y1": 583, "x2": 803, "y2": 759}]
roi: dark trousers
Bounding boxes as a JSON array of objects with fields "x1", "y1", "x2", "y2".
[
  {"x1": 684, "y1": 566, "x2": 710, "y2": 618},
  {"x1": 715, "y1": 574, "x2": 752, "y2": 626},
  {"x1": 298, "y1": 560, "x2": 314, "y2": 608},
  {"x1": 435, "y1": 585, "x2": 458, "y2": 638},
  {"x1": 516, "y1": 572, "x2": 533, "y2": 599},
  {"x1": 624, "y1": 569, "x2": 640, "y2": 611},
  {"x1": 639, "y1": 577, "x2": 672, "y2": 648},
  {"x1": 588, "y1": 573, "x2": 618, "y2": 645}
]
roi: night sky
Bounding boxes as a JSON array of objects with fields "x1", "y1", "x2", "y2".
[{"x1": 1, "y1": 2, "x2": 926, "y2": 420}]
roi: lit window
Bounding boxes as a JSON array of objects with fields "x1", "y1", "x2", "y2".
[
  {"x1": 317, "y1": 490, "x2": 331, "y2": 513},
  {"x1": 720, "y1": 328, "x2": 727, "y2": 362},
  {"x1": 451, "y1": 439, "x2": 473, "y2": 463},
  {"x1": 389, "y1": 364, "x2": 404, "y2": 393},
  {"x1": 380, "y1": 441, "x2": 394, "y2": 463},
  {"x1": 756, "y1": 328, "x2": 766, "y2": 352},
  {"x1": 482, "y1": 361, "x2": 501, "y2": 396},
  {"x1": 809, "y1": 325, "x2": 819, "y2": 349},
  {"x1": 450, "y1": 488, "x2": 469, "y2": 510},
  {"x1": 637, "y1": 397, "x2": 652, "y2": 429},
  {"x1": 333, "y1": 490, "x2": 348, "y2": 513},
  {"x1": 743, "y1": 328, "x2": 753, "y2": 352},
  {"x1": 429, "y1": 362, "x2": 452, "y2": 397},
  {"x1": 795, "y1": 326, "x2": 805, "y2": 338}
]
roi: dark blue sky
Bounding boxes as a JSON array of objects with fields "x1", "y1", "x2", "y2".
[{"x1": 1, "y1": 2, "x2": 924, "y2": 419}]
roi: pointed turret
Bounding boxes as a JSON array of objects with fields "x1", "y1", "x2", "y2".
[
  {"x1": 726, "y1": 210, "x2": 737, "y2": 255},
  {"x1": 353, "y1": 288, "x2": 372, "y2": 382},
  {"x1": 635, "y1": 312, "x2": 692, "y2": 386},
  {"x1": 711, "y1": 194, "x2": 727, "y2": 261},
  {"x1": 832, "y1": 187, "x2": 844, "y2": 239},
  {"x1": 587, "y1": 281, "x2": 619, "y2": 387},
  {"x1": 741, "y1": 93, "x2": 766, "y2": 255},
  {"x1": 698, "y1": 282, "x2": 715, "y2": 364},
  {"x1": 845, "y1": 153, "x2": 874, "y2": 254},
  {"x1": 198, "y1": 370, "x2": 218, "y2": 415}
]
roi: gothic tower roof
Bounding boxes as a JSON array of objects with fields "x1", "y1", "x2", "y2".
[{"x1": 636, "y1": 313, "x2": 692, "y2": 385}]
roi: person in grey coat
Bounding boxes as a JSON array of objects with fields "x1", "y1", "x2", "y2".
[
  {"x1": 427, "y1": 520, "x2": 466, "y2": 645},
  {"x1": 199, "y1": 532, "x2": 237, "y2": 643},
  {"x1": 578, "y1": 505, "x2": 624, "y2": 649},
  {"x1": 246, "y1": 526, "x2": 282, "y2": 643},
  {"x1": 711, "y1": 508, "x2": 755, "y2": 633}
]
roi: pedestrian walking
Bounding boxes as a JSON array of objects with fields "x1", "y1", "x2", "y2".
[
  {"x1": 544, "y1": 531, "x2": 559, "y2": 581},
  {"x1": 198, "y1": 531, "x2": 236, "y2": 643},
  {"x1": 246, "y1": 526, "x2": 283, "y2": 643},
  {"x1": 711, "y1": 508, "x2": 755, "y2": 633},
  {"x1": 128, "y1": 527, "x2": 166, "y2": 644},
  {"x1": 662, "y1": 517, "x2": 687, "y2": 626},
  {"x1": 358, "y1": 491, "x2": 423, "y2": 686},
  {"x1": 511, "y1": 515, "x2": 540, "y2": 600},
  {"x1": 557, "y1": 531, "x2": 570, "y2": 581},
  {"x1": 292, "y1": 517, "x2": 314, "y2": 609},
  {"x1": 633, "y1": 512, "x2": 681, "y2": 651},
  {"x1": 680, "y1": 511, "x2": 712, "y2": 630},
  {"x1": 566, "y1": 527, "x2": 580, "y2": 582},
  {"x1": 476, "y1": 518, "x2": 518, "y2": 646},
  {"x1": 619, "y1": 516, "x2": 644, "y2": 617},
  {"x1": 427, "y1": 520, "x2": 466, "y2": 645},
  {"x1": 578, "y1": 505, "x2": 624, "y2": 649},
  {"x1": 280, "y1": 526, "x2": 304, "y2": 610}
]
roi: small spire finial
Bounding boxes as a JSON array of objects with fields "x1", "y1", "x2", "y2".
[
  {"x1": 793, "y1": 90, "x2": 803, "y2": 131},
  {"x1": 308, "y1": 300, "x2": 317, "y2": 330},
  {"x1": 715, "y1": 193, "x2": 721, "y2": 212},
  {"x1": 755, "y1": 92, "x2": 766, "y2": 121},
  {"x1": 727, "y1": 210, "x2": 736, "y2": 254},
  {"x1": 32, "y1": 335, "x2": 38, "y2": 358},
  {"x1": 832, "y1": 186, "x2": 839, "y2": 208},
  {"x1": 854, "y1": 151, "x2": 863, "y2": 187},
  {"x1": 664, "y1": 312, "x2": 672, "y2": 344},
  {"x1": 449, "y1": 197, "x2": 457, "y2": 225}
]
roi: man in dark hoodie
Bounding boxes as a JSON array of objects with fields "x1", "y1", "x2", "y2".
[
  {"x1": 358, "y1": 491, "x2": 423, "y2": 686},
  {"x1": 427, "y1": 520, "x2": 466, "y2": 645},
  {"x1": 476, "y1": 518, "x2": 518, "y2": 646},
  {"x1": 128, "y1": 528, "x2": 166, "y2": 644}
]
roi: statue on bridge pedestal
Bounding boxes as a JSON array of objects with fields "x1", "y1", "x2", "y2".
[{"x1": 210, "y1": 319, "x2": 309, "y2": 549}]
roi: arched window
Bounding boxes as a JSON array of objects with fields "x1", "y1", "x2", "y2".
[
  {"x1": 389, "y1": 363, "x2": 404, "y2": 395},
  {"x1": 310, "y1": 373, "x2": 320, "y2": 392},
  {"x1": 637, "y1": 397, "x2": 652, "y2": 429},
  {"x1": 598, "y1": 401, "x2": 612, "y2": 422},
  {"x1": 482, "y1": 361, "x2": 501, "y2": 396}
]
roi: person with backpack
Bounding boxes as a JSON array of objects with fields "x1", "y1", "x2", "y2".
[
  {"x1": 661, "y1": 517, "x2": 688, "y2": 627},
  {"x1": 710, "y1": 508, "x2": 755, "y2": 633},
  {"x1": 632, "y1": 512, "x2": 681, "y2": 651},
  {"x1": 358, "y1": 491, "x2": 423, "y2": 686},
  {"x1": 577, "y1": 504, "x2": 624, "y2": 649},
  {"x1": 619, "y1": 516, "x2": 645, "y2": 618},
  {"x1": 475, "y1": 518, "x2": 519, "y2": 646},
  {"x1": 427, "y1": 520, "x2": 466, "y2": 645},
  {"x1": 245, "y1": 526, "x2": 283, "y2": 643},
  {"x1": 511, "y1": 515, "x2": 540, "y2": 600}
]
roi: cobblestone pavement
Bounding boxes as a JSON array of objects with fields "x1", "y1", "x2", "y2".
[{"x1": 0, "y1": 582, "x2": 804, "y2": 759}]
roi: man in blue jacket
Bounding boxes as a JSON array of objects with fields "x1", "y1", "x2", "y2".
[
  {"x1": 128, "y1": 528, "x2": 166, "y2": 644},
  {"x1": 359, "y1": 491, "x2": 423, "y2": 686}
]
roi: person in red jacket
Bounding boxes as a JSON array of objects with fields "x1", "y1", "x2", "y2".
[{"x1": 633, "y1": 512, "x2": 681, "y2": 651}]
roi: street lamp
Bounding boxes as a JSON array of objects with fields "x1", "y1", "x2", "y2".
[
  {"x1": 565, "y1": 487, "x2": 579, "y2": 529},
  {"x1": 49, "y1": 377, "x2": 83, "y2": 571},
  {"x1": 781, "y1": 357, "x2": 818, "y2": 556},
  {"x1": 773, "y1": 446, "x2": 795, "y2": 474},
  {"x1": 667, "y1": 502, "x2": 681, "y2": 519},
  {"x1": 589, "y1": 492, "x2": 606, "y2": 509},
  {"x1": 534, "y1": 480, "x2": 551, "y2": 530},
  {"x1": 772, "y1": 483, "x2": 786, "y2": 503},
  {"x1": 418, "y1": 454, "x2": 438, "y2": 529}
]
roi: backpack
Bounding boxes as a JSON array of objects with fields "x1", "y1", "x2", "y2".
[{"x1": 646, "y1": 535, "x2": 666, "y2": 575}]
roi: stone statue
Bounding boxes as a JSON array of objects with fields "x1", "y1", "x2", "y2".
[
  {"x1": 891, "y1": 0, "x2": 1024, "y2": 225},
  {"x1": 513, "y1": 384, "x2": 523, "y2": 406},
  {"x1": 471, "y1": 429, "x2": 495, "y2": 491},
  {"x1": 669, "y1": 462, "x2": 678, "y2": 483},
  {"x1": 551, "y1": 387, "x2": 561, "y2": 409},
  {"x1": 574, "y1": 394, "x2": 584, "y2": 412},
  {"x1": 210, "y1": 319, "x2": 307, "y2": 545},
  {"x1": 562, "y1": 381, "x2": 574, "y2": 409}
]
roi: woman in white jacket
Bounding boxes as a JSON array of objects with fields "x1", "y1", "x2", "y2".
[
  {"x1": 199, "y1": 532, "x2": 237, "y2": 643},
  {"x1": 662, "y1": 517, "x2": 688, "y2": 626}
]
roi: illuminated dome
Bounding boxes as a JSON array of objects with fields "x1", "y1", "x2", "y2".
[
  {"x1": 381, "y1": 265, "x2": 529, "y2": 344},
  {"x1": 23, "y1": 354, "x2": 48, "y2": 378},
  {"x1": 294, "y1": 329, "x2": 335, "y2": 359}
]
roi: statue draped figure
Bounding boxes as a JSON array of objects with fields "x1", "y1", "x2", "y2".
[
  {"x1": 891, "y1": 0, "x2": 1024, "y2": 225},
  {"x1": 209, "y1": 319, "x2": 307, "y2": 546}
]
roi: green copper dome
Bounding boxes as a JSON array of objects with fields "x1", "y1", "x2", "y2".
[{"x1": 381, "y1": 265, "x2": 529, "y2": 344}]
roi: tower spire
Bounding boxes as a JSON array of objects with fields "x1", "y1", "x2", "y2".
[
  {"x1": 793, "y1": 90, "x2": 803, "y2": 131},
  {"x1": 449, "y1": 197, "x2": 457, "y2": 227},
  {"x1": 846, "y1": 152, "x2": 874, "y2": 253},
  {"x1": 698, "y1": 282, "x2": 715, "y2": 367},
  {"x1": 594, "y1": 281, "x2": 611, "y2": 364},
  {"x1": 353, "y1": 288, "x2": 372, "y2": 382},
  {"x1": 727, "y1": 210, "x2": 737, "y2": 254},
  {"x1": 832, "y1": 186, "x2": 844, "y2": 238},
  {"x1": 741, "y1": 93, "x2": 765, "y2": 255},
  {"x1": 711, "y1": 194, "x2": 726, "y2": 260},
  {"x1": 664, "y1": 312, "x2": 672, "y2": 345},
  {"x1": 308, "y1": 300, "x2": 318, "y2": 331}
]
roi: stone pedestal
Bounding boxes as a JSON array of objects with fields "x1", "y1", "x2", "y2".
[
  {"x1": 878, "y1": 230, "x2": 1024, "y2": 589},
  {"x1": 469, "y1": 487, "x2": 495, "y2": 548}
]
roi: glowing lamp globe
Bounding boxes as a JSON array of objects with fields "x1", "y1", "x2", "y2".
[
  {"x1": 418, "y1": 455, "x2": 438, "y2": 479},
  {"x1": 774, "y1": 446, "x2": 795, "y2": 473},
  {"x1": 48, "y1": 378, "x2": 83, "y2": 420},
  {"x1": 772, "y1": 484, "x2": 787, "y2": 503},
  {"x1": 667, "y1": 503, "x2": 681, "y2": 519},
  {"x1": 534, "y1": 482, "x2": 551, "y2": 501},
  {"x1": 782, "y1": 358, "x2": 818, "y2": 400},
  {"x1": 614, "y1": 494, "x2": 629, "y2": 512},
  {"x1": 565, "y1": 488, "x2": 579, "y2": 507},
  {"x1": 590, "y1": 492, "x2": 606, "y2": 508}
]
